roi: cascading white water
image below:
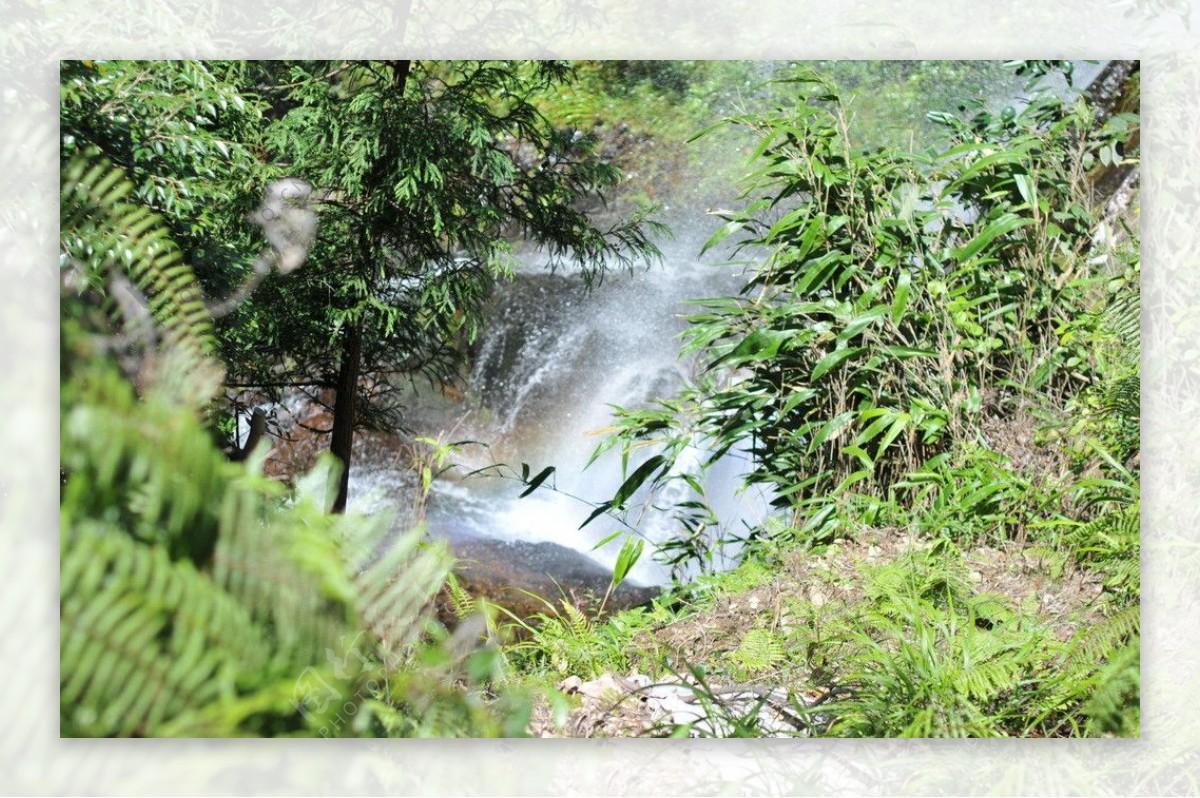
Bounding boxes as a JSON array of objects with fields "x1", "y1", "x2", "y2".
[{"x1": 416, "y1": 228, "x2": 775, "y2": 586}]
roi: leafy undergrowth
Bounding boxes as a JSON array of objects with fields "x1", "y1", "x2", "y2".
[
  {"x1": 511, "y1": 517, "x2": 1137, "y2": 738},
  {"x1": 537, "y1": 61, "x2": 1034, "y2": 217},
  {"x1": 505, "y1": 381, "x2": 1140, "y2": 737},
  {"x1": 504, "y1": 380, "x2": 1139, "y2": 738}
]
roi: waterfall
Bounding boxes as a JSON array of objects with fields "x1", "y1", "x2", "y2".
[{"x1": 411, "y1": 230, "x2": 773, "y2": 586}]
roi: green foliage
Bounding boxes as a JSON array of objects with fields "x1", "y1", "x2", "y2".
[
  {"x1": 890, "y1": 447, "x2": 1066, "y2": 547},
  {"x1": 596, "y1": 61, "x2": 703, "y2": 96},
  {"x1": 815, "y1": 60, "x2": 1023, "y2": 151},
  {"x1": 594, "y1": 63, "x2": 1133, "y2": 565},
  {"x1": 790, "y1": 550, "x2": 1137, "y2": 738},
  {"x1": 1023, "y1": 605, "x2": 1141, "y2": 737},
  {"x1": 1063, "y1": 503, "x2": 1140, "y2": 605},
  {"x1": 228, "y1": 59, "x2": 664, "y2": 423},
  {"x1": 501, "y1": 592, "x2": 683, "y2": 680},
  {"x1": 61, "y1": 515, "x2": 268, "y2": 735},
  {"x1": 63, "y1": 60, "x2": 1142, "y2": 740},
  {"x1": 63, "y1": 60, "x2": 666, "y2": 500},
  {"x1": 501, "y1": 592, "x2": 671, "y2": 681},
  {"x1": 503, "y1": 598, "x2": 609, "y2": 678},
  {"x1": 595, "y1": 539, "x2": 1139, "y2": 738},
  {"x1": 730, "y1": 627, "x2": 786, "y2": 677},
  {"x1": 1058, "y1": 250, "x2": 1141, "y2": 469},
  {"x1": 1081, "y1": 638, "x2": 1140, "y2": 737},
  {"x1": 60, "y1": 152, "x2": 528, "y2": 737},
  {"x1": 540, "y1": 62, "x2": 1025, "y2": 208},
  {"x1": 494, "y1": 61, "x2": 1140, "y2": 740},
  {"x1": 61, "y1": 149, "x2": 215, "y2": 366},
  {"x1": 693, "y1": 557, "x2": 776, "y2": 599},
  {"x1": 60, "y1": 60, "x2": 274, "y2": 294},
  {"x1": 807, "y1": 551, "x2": 1034, "y2": 737},
  {"x1": 60, "y1": 342, "x2": 467, "y2": 736},
  {"x1": 536, "y1": 60, "x2": 773, "y2": 211}
]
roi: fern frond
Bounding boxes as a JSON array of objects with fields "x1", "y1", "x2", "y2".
[
  {"x1": 957, "y1": 630, "x2": 1034, "y2": 702},
  {"x1": 1082, "y1": 639, "x2": 1139, "y2": 736},
  {"x1": 1100, "y1": 374, "x2": 1139, "y2": 423},
  {"x1": 444, "y1": 573, "x2": 479, "y2": 621},
  {"x1": 59, "y1": 144, "x2": 469, "y2": 737},
  {"x1": 557, "y1": 599, "x2": 594, "y2": 639},
  {"x1": 60, "y1": 520, "x2": 267, "y2": 736},
  {"x1": 62, "y1": 361, "x2": 453, "y2": 734},
  {"x1": 61, "y1": 149, "x2": 214, "y2": 361},
  {"x1": 732, "y1": 628, "x2": 785, "y2": 675},
  {"x1": 1067, "y1": 502, "x2": 1140, "y2": 601},
  {"x1": 1099, "y1": 288, "x2": 1140, "y2": 348},
  {"x1": 160, "y1": 667, "x2": 354, "y2": 738},
  {"x1": 356, "y1": 526, "x2": 454, "y2": 662},
  {"x1": 61, "y1": 361, "x2": 235, "y2": 565},
  {"x1": 1064, "y1": 604, "x2": 1140, "y2": 671}
]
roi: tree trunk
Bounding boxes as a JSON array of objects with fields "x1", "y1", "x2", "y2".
[
  {"x1": 330, "y1": 320, "x2": 362, "y2": 513},
  {"x1": 1084, "y1": 60, "x2": 1139, "y2": 128},
  {"x1": 1085, "y1": 60, "x2": 1141, "y2": 204},
  {"x1": 329, "y1": 59, "x2": 410, "y2": 514},
  {"x1": 230, "y1": 407, "x2": 267, "y2": 462}
]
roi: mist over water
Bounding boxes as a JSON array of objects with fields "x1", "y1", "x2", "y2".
[{"x1": 413, "y1": 225, "x2": 772, "y2": 586}]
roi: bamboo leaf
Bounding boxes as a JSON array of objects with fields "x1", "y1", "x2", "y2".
[
  {"x1": 611, "y1": 538, "x2": 645, "y2": 591},
  {"x1": 711, "y1": 327, "x2": 793, "y2": 369},
  {"x1": 591, "y1": 531, "x2": 623, "y2": 551},
  {"x1": 951, "y1": 212, "x2": 1033, "y2": 264},
  {"x1": 1013, "y1": 173, "x2": 1037, "y2": 207},
  {"x1": 881, "y1": 345, "x2": 937, "y2": 359},
  {"x1": 891, "y1": 270, "x2": 912, "y2": 327},
  {"x1": 518, "y1": 466, "x2": 556, "y2": 498},
  {"x1": 810, "y1": 411, "x2": 856, "y2": 451},
  {"x1": 613, "y1": 454, "x2": 667, "y2": 508},
  {"x1": 877, "y1": 412, "x2": 912, "y2": 454},
  {"x1": 578, "y1": 501, "x2": 614, "y2": 530},
  {"x1": 811, "y1": 346, "x2": 865, "y2": 382},
  {"x1": 838, "y1": 307, "x2": 887, "y2": 345}
]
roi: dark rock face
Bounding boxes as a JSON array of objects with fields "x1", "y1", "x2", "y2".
[{"x1": 433, "y1": 531, "x2": 661, "y2": 623}]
